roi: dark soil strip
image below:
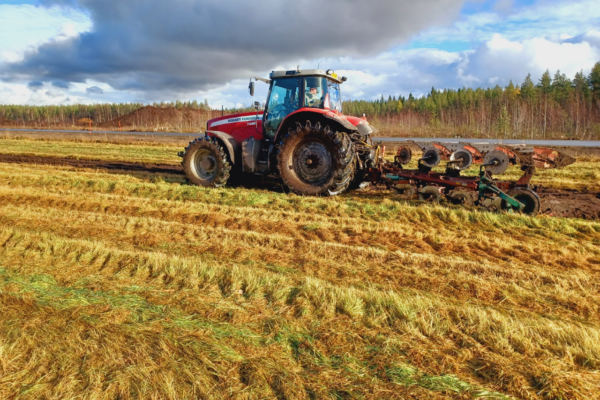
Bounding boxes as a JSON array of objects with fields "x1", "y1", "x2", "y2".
[
  {"x1": 0, "y1": 153, "x2": 598, "y2": 220},
  {"x1": 0, "y1": 154, "x2": 183, "y2": 175},
  {"x1": 536, "y1": 187, "x2": 600, "y2": 220}
]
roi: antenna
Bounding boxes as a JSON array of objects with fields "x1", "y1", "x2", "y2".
[{"x1": 317, "y1": 62, "x2": 320, "y2": 69}]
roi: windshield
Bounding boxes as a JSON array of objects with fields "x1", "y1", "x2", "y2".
[
  {"x1": 327, "y1": 80, "x2": 342, "y2": 112},
  {"x1": 264, "y1": 77, "x2": 300, "y2": 138},
  {"x1": 304, "y1": 76, "x2": 342, "y2": 112}
]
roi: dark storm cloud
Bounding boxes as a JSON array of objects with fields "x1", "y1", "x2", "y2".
[
  {"x1": 86, "y1": 85, "x2": 103, "y2": 94},
  {"x1": 52, "y1": 80, "x2": 70, "y2": 88},
  {"x1": 6, "y1": 0, "x2": 469, "y2": 94},
  {"x1": 27, "y1": 80, "x2": 44, "y2": 89}
]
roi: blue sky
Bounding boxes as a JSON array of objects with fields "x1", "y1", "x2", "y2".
[{"x1": 0, "y1": 0, "x2": 598, "y2": 107}]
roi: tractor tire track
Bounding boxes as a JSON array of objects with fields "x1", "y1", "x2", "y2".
[{"x1": 0, "y1": 153, "x2": 183, "y2": 175}]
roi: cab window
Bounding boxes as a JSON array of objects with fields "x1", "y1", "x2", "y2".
[
  {"x1": 264, "y1": 78, "x2": 300, "y2": 138},
  {"x1": 327, "y1": 80, "x2": 342, "y2": 112},
  {"x1": 304, "y1": 76, "x2": 342, "y2": 112},
  {"x1": 304, "y1": 76, "x2": 327, "y2": 108}
]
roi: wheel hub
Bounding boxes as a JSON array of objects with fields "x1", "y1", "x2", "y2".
[
  {"x1": 192, "y1": 149, "x2": 217, "y2": 180},
  {"x1": 200, "y1": 156, "x2": 216, "y2": 171},
  {"x1": 293, "y1": 140, "x2": 332, "y2": 185}
]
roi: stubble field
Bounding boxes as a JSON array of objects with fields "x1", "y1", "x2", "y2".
[{"x1": 0, "y1": 133, "x2": 599, "y2": 399}]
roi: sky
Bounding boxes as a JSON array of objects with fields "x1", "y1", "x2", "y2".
[{"x1": 0, "y1": 0, "x2": 598, "y2": 108}]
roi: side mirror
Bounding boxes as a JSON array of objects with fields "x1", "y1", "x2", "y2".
[
  {"x1": 254, "y1": 101, "x2": 260, "y2": 110},
  {"x1": 249, "y1": 81, "x2": 255, "y2": 96}
]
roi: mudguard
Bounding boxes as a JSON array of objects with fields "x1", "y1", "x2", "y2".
[
  {"x1": 275, "y1": 109, "x2": 358, "y2": 143},
  {"x1": 206, "y1": 130, "x2": 240, "y2": 165},
  {"x1": 323, "y1": 112, "x2": 358, "y2": 132}
]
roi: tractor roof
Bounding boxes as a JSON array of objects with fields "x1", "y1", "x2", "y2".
[{"x1": 269, "y1": 69, "x2": 345, "y2": 84}]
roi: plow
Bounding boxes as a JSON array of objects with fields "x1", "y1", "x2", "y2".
[
  {"x1": 179, "y1": 67, "x2": 577, "y2": 216},
  {"x1": 366, "y1": 141, "x2": 576, "y2": 215}
]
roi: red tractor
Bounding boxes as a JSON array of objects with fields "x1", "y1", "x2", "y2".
[{"x1": 179, "y1": 68, "x2": 376, "y2": 195}]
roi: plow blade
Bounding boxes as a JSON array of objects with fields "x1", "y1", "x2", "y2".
[
  {"x1": 531, "y1": 148, "x2": 576, "y2": 169},
  {"x1": 403, "y1": 141, "x2": 575, "y2": 170}
]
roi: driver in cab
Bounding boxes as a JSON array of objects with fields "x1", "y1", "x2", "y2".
[{"x1": 305, "y1": 86, "x2": 322, "y2": 107}]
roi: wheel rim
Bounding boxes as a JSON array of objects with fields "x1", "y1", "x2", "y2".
[
  {"x1": 191, "y1": 148, "x2": 217, "y2": 180},
  {"x1": 514, "y1": 194, "x2": 537, "y2": 214},
  {"x1": 450, "y1": 192, "x2": 473, "y2": 206},
  {"x1": 292, "y1": 139, "x2": 333, "y2": 185}
]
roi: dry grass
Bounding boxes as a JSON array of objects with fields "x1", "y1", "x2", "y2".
[
  {"x1": 0, "y1": 137, "x2": 182, "y2": 164},
  {"x1": 0, "y1": 140, "x2": 599, "y2": 399}
]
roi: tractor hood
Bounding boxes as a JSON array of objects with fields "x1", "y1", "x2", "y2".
[
  {"x1": 206, "y1": 111, "x2": 264, "y2": 137},
  {"x1": 207, "y1": 111, "x2": 263, "y2": 131}
]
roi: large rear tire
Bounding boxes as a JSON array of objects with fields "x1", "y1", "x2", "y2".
[
  {"x1": 182, "y1": 137, "x2": 231, "y2": 187},
  {"x1": 277, "y1": 122, "x2": 355, "y2": 196}
]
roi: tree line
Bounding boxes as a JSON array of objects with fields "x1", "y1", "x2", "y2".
[
  {"x1": 1, "y1": 62, "x2": 599, "y2": 139},
  {"x1": 0, "y1": 100, "x2": 215, "y2": 127},
  {"x1": 344, "y1": 62, "x2": 600, "y2": 139}
]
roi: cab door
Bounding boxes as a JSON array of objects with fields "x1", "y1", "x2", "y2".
[{"x1": 263, "y1": 77, "x2": 301, "y2": 140}]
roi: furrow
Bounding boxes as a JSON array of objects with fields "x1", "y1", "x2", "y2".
[{"x1": 1, "y1": 202, "x2": 599, "y2": 320}]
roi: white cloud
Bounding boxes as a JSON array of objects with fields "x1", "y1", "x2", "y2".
[
  {"x1": 464, "y1": 34, "x2": 600, "y2": 85},
  {"x1": 299, "y1": 31, "x2": 600, "y2": 101},
  {"x1": 0, "y1": 4, "x2": 90, "y2": 64},
  {"x1": 413, "y1": 0, "x2": 600, "y2": 46}
]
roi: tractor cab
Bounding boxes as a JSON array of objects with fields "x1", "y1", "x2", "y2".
[{"x1": 252, "y1": 69, "x2": 345, "y2": 139}]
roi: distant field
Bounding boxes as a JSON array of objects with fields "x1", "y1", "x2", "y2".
[{"x1": 0, "y1": 137, "x2": 600, "y2": 399}]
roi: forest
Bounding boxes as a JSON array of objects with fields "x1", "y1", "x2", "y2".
[{"x1": 1, "y1": 62, "x2": 599, "y2": 139}]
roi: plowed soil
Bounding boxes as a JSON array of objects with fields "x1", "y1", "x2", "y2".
[
  {"x1": 1, "y1": 153, "x2": 599, "y2": 220},
  {"x1": 537, "y1": 186, "x2": 600, "y2": 219}
]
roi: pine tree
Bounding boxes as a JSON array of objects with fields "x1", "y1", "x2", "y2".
[
  {"x1": 537, "y1": 70, "x2": 552, "y2": 139},
  {"x1": 573, "y1": 70, "x2": 590, "y2": 98},
  {"x1": 552, "y1": 70, "x2": 571, "y2": 103},
  {"x1": 505, "y1": 81, "x2": 516, "y2": 97},
  {"x1": 572, "y1": 70, "x2": 590, "y2": 137},
  {"x1": 537, "y1": 69, "x2": 552, "y2": 93},
  {"x1": 590, "y1": 62, "x2": 600, "y2": 97},
  {"x1": 520, "y1": 74, "x2": 535, "y2": 100}
]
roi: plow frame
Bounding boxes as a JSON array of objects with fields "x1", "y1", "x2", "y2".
[{"x1": 368, "y1": 149, "x2": 529, "y2": 212}]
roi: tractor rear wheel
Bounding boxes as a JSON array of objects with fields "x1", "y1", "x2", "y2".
[
  {"x1": 182, "y1": 137, "x2": 231, "y2": 187},
  {"x1": 277, "y1": 122, "x2": 355, "y2": 196}
]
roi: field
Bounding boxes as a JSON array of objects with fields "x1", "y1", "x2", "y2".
[{"x1": 1, "y1": 132, "x2": 600, "y2": 399}]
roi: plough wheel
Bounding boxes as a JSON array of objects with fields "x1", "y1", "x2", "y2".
[
  {"x1": 484, "y1": 150, "x2": 509, "y2": 175},
  {"x1": 448, "y1": 191, "x2": 474, "y2": 206},
  {"x1": 503, "y1": 188, "x2": 541, "y2": 215},
  {"x1": 391, "y1": 184, "x2": 415, "y2": 199},
  {"x1": 418, "y1": 186, "x2": 442, "y2": 202}
]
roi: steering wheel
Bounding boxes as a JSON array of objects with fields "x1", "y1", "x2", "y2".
[{"x1": 269, "y1": 104, "x2": 287, "y2": 118}]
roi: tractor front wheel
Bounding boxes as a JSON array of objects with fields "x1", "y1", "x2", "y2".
[
  {"x1": 182, "y1": 137, "x2": 231, "y2": 187},
  {"x1": 277, "y1": 122, "x2": 355, "y2": 196}
]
